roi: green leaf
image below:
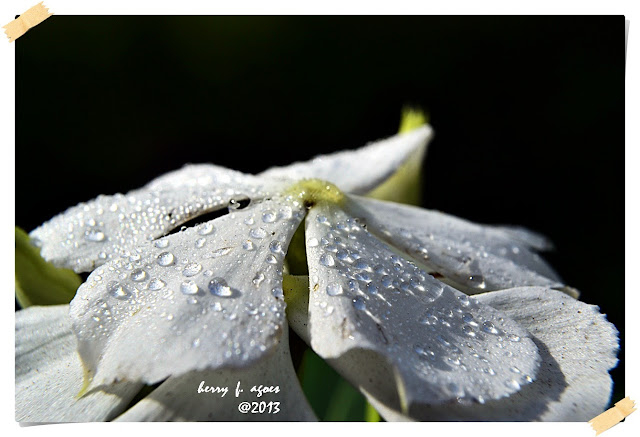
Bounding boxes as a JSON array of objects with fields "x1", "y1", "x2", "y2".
[
  {"x1": 297, "y1": 347, "x2": 372, "y2": 421},
  {"x1": 15, "y1": 227, "x2": 81, "y2": 308}
]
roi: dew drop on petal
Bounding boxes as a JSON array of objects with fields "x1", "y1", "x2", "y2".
[
  {"x1": 183, "y1": 263, "x2": 202, "y2": 277},
  {"x1": 130, "y1": 269, "x2": 147, "y2": 282},
  {"x1": 148, "y1": 278, "x2": 166, "y2": 290},
  {"x1": 154, "y1": 238, "x2": 169, "y2": 248},
  {"x1": 307, "y1": 238, "x2": 319, "y2": 247},
  {"x1": 209, "y1": 278, "x2": 233, "y2": 297},
  {"x1": 250, "y1": 227, "x2": 267, "y2": 239},
  {"x1": 85, "y1": 229, "x2": 105, "y2": 242},
  {"x1": 243, "y1": 240, "x2": 255, "y2": 251},
  {"x1": 269, "y1": 241, "x2": 283, "y2": 254},
  {"x1": 198, "y1": 222, "x2": 215, "y2": 235},
  {"x1": 262, "y1": 210, "x2": 277, "y2": 223},
  {"x1": 180, "y1": 280, "x2": 199, "y2": 295},
  {"x1": 107, "y1": 281, "x2": 129, "y2": 299},
  {"x1": 157, "y1": 252, "x2": 175, "y2": 266},
  {"x1": 326, "y1": 282, "x2": 343, "y2": 296},
  {"x1": 352, "y1": 296, "x2": 366, "y2": 311},
  {"x1": 320, "y1": 253, "x2": 335, "y2": 267}
]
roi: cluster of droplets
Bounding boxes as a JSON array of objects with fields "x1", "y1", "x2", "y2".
[
  {"x1": 307, "y1": 208, "x2": 539, "y2": 402},
  {"x1": 75, "y1": 195, "x2": 304, "y2": 370},
  {"x1": 30, "y1": 166, "x2": 276, "y2": 273}
]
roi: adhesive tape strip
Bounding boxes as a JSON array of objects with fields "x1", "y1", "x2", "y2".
[
  {"x1": 589, "y1": 396, "x2": 636, "y2": 435},
  {"x1": 3, "y1": 2, "x2": 53, "y2": 43}
]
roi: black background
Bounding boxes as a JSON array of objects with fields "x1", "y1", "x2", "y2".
[{"x1": 15, "y1": 16, "x2": 624, "y2": 402}]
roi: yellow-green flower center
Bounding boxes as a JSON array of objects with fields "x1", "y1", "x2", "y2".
[{"x1": 285, "y1": 178, "x2": 345, "y2": 208}]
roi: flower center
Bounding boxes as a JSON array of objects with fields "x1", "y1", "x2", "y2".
[{"x1": 285, "y1": 179, "x2": 345, "y2": 208}]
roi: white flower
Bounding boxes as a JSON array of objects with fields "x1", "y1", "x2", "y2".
[{"x1": 16, "y1": 124, "x2": 618, "y2": 422}]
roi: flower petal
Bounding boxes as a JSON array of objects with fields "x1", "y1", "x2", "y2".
[
  {"x1": 301, "y1": 202, "x2": 540, "y2": 409},
  {"x1": 71, "y1": 197, "x2": 305, "y2": 387},
  {"x1": 115, "y1": 323, "x2": 316, "y2": 421},
  {"x1": 345, "y1": 196, "x2": 562, "y2": 294},
  {"x1": 370, "y1": 287, "x2": 619, "y2": 421},
  {"x1": 16, "y1": 305, "x2": 141, "y2": 422},
  {"x1": 31, "y1": 164, "x2": 281, "y2": 272},
  {"x1": 258, "y1": 127, "x2": 433, "y2": 194}
]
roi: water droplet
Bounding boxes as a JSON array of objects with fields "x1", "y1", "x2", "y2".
[
  {"x1": 326, "y1": 282, "x2": 343, "y2": 296},
  {"x1": 272, "y1": 287, "x2": 284, "y2": 298},
  {"x1": 505, "y1": 379, "x2": 521, "y2": 390},
  {"x1": 265, "y1": 254, "x2": 277, "y2": 264},
  {"x1": 462, "y1": 313, "x2": 478, "y2": 326},
  {"x1": 250, "y1": 227, "x2": 267, "y2": 239},
  {"x1": 508, "y1": 334, "x2": 521, "y2": 342},
  {"x1": 212, "y1": 301, "x2": 223, "y2": 312},
  {"x1": 462, "y1": 325, "x2": 477, "y2": 337},
  {"x1": 320, "y1": 253, "x2": 335, "y2": 267},
  {"x1": 157, "y1": 252, "x2": 175, "y2": 266},
  {"x1": 366, "y1": 283, "x2": 378, "y2": 295},
  {"x1": 381, "y1": 275, "x2": 393, "y2": 288},
  {"x1": 419, "y1": 313, "x2": 439, "y2": 325},
  {"x1": 354, "y1": 260, "x2": 370, "y2": 270},
  {"x1": 353, "y1": 296, "x2": 366, "y2": 311},
  {"x1": 186, "y1": 296, "x2": 198, "y2": 305},
  {"x1": 482, "y1": 321, "x2": 500, "y2": 335},
  {"x1": 211, "y1": 247, "x2": 232, "y2": 258},
  {"x1": 243, "y1": 240, "x2": 255, "y2": 251},
  {"x1": 148, "y1": 278, "x2": 166, "y2": 290},
  {"x1": 252, "y1": 272, "x2": 265, "y2": 286},
  {"x1": 180, "y1": 280, "x2": 199, "y2": 295},
  {"x1": 85, "y1": 229, "x2": 105, "y2": 242},
  {"x1": 307, "y1": 238, "x2": 319, "y2": 247},
  {"x1": 107, "y1": 281, "x2": 129, "y2": 299},
  {"x1": 269, "y1": 241, "x2": 283, "y2": 254},
  {"x1": 209, "y1": 278, "x2": 233, "y2": 297},
  {"x1": 183, "y1": 263, "x2": 202, "y2": 277},
  {"x1": 155, "y1": 238, "x2": 169, "y2": 248},
  {"x1": 458, "y1": 295, "x2": 471, "y2": 307},
  {"x1": 131, "y1": 269, "x2": 147, "y2": 282},
  {"x1": 195, "y1": 237, "x2": 206, "y2": 248},
  {"x1": 262, "y1": 210, "x2": 277, "y2": 223},
  {"x1": 317, "y1": 215, "x2": 328, "y2": 224},
  {"x1": 198, "y1": 222, "x2": 215, "y2": 235}
]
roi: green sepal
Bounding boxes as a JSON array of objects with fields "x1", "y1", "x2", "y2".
[
  {"x1": 365, "y1": 107, "x2": 429, "y2": 206},
  {"x1": 15, "y1": 227, "x2": 81, "y2": 308}
]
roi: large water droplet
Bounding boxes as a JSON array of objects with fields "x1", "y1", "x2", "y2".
[
  {"x1": 250, "y1": 227, "x2": 267, "y2": 239},
  {"x1": 262, "y1": 210, "x2": 277, "y2": 223},
  {"x1": 157, "y1": 252, "x2": 175, "y2": 266},
  {"x1": 482, "y1": 321, "x2": 500, "y2": 335},
  {"x1": 181, "y1": 280, "x2": 199, "y2": 295},
  {"x1": 107, "y1": 281, "x2": 129, "y2": 299},
  {"x1": 269, "y1": 241, "x2": 283, "y2": 254},
  {"x1": 198, "y1": 222, "x2": 215, "y2": 235},
  {"x1": 320, "y1": 253, "x2": 335, "y2": 267},
  {"x1": 131, "y1": 269, "x2": 147, "y2": 282},
  {"x1": 148, "y1": 278, "x2": 166, "y2": 290},
  {"x1": 155, "y1": 238, "x2": 169, "y2": 248},
  {"x1": 209, "y1": 278, "x2": 233, "y2": 297},
  {"x1": 352, "y1": 296, "x2": 366, "y2": 311}
]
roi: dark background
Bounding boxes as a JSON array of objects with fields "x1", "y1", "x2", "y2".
[{"x1": 15, "y1": 16, "x2": 624, "y2": 402}]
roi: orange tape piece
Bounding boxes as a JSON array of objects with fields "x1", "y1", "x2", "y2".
[
  {"x1": 589, "y1": 397, "x2": 636, "y2": 435},
  {"x1": 3, "y1": 2, "x2": 53, "y2": 43}
]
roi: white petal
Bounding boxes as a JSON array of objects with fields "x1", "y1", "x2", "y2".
[
  {"x1": 31, "y1": 164, "x2": 281, "y2": 272},
  {"x1": 371, "y1": 287, "x2": 619, "y2": 421},
  {"x1": 16, "y1": 305, "x2": 141, "y2": 422},
  {"x1": 346, "y1": 196, "x2": 562, "y2": 293},
  {"x1": 71, "y1": 197, "x2": 305, "y2": 387},
  {"x1": 115, "y1": 324, "x2": 316, "y2": 421},
  {"x1": 258, "y1": 127, "x2": 433, "y2": 194},
  {"x1": 302, "y1": 203, "x2": 540, "y2": 409}
]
